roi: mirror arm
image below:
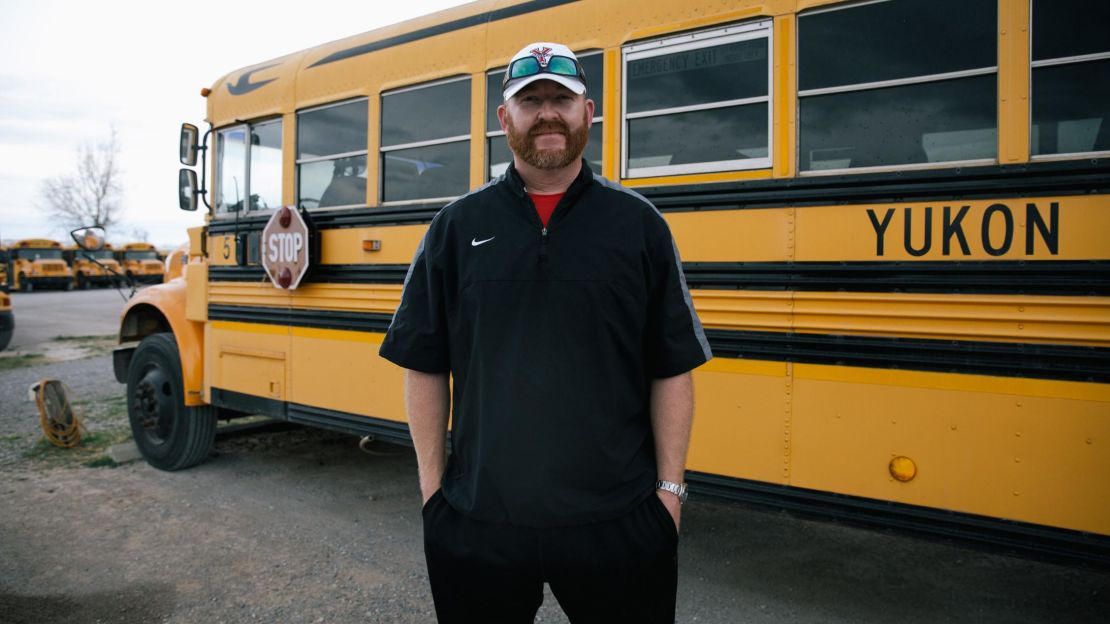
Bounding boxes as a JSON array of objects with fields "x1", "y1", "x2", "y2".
[{"x1": 198, "y1": 127, "x2": 213, "y2": 210}]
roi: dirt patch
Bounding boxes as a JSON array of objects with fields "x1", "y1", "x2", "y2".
[{"x1": 0, "y1": 335, "x2": 115, "y2": 371}]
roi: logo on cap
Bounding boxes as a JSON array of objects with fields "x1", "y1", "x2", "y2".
[{"x1": 529, "y1": 46, "x2": 553, "y2": 68}]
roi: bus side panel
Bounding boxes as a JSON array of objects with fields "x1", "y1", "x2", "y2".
[
  {"x1": 205, "y1": 321, "x2": 289, "y2": 403},
  {"x1": 688, "y1": 359, "x2": 791, "y2": 485},
  {"x1": 665, "y1": 209, "x2": 793, "y2": 263},
  {"x1": 288, "y1": 329, "x2": 408, "y2": 424},
  {"x1": 789, "y1": 364, "x2": 1110, "y2": 535}
]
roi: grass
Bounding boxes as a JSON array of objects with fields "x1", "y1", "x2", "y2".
[
  {"x1": 0, "y1": 353, "x2": 47, "y2": 371},
  {"x1": 21, "y1": 392, "x2": 133, "y2": 469},
  {"x1": 0, "y1": 334, "x2": 116, "y2": 372},
  {"x1": 51, "y1": 334, "x2": 117, "y2": 357},
  {"x1": 22, "y1": 427, "x2": 133, "y2": 469}
]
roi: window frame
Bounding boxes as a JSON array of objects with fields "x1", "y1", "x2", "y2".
[
  {"x1": 485, "y1": 49, "x2": 605, "y2": 181},
  {"x1": 379, "y1": 75, "x2": 471, "y2": 206},
  {"x1": 213, "y1": 117, "x2": 284, "y2": 218},
  {"x1": 214, "y1": 123, "x2": 248, "y2": 217},
  {"x1": 247, "y1": 118, "x2": 283, "y2": 213},
  {"x1": 796, "y1": 0, "x2": 999, "y2": 176},
  {"x1": 295, "y1": 97, "x2": 370, "y2": 211},
  {"x1": 621, "y1": 20, "x2": 773, "y2": 179},
  {"x1": 1028, "y1": 0, "x2": 1110, "y2": 161}
]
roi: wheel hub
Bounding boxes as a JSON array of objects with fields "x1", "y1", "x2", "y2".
[{"x1": 132, "y1": 368, "x2": 173, "y2": 444}]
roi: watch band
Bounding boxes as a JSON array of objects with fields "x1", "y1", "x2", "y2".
[{"x1": 655, "y1": 479, "x2": 688, "y2": 504}]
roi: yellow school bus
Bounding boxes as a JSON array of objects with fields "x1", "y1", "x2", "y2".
[
  {"x1": 0, "y1": 291, "x2": 12, "y2": 351},
  {"x1": 10, "y1": 239, "x2": 73, "y2": 292},
  {"x1": 0, "y1": 247, "x2": 9, "y2": 292},
  {"x1": 64, "y1": 244, "x2": 122, "y2": 289},
  {"x1": 120, "y1": 0, "x2": 1108, "y2": 562},
  {"x1": 116, "y1": 242, "x2": 165, "y2": 284}
]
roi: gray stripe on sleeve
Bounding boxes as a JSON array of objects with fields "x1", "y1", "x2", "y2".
[{"x1": 592, "y1": 174, "x2": 713, "y2": 363}]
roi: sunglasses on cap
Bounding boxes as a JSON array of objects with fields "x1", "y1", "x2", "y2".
[{"x1": 502, "y1": 55, "x2": 586, "y2": 89}]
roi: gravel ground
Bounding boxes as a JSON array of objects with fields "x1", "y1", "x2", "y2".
[
  {"x1": 0, "y1": 352, "x2": 121, "y2": 467},
  {"x1": 1, "y1": 341, "x2": 1108, "y2": 622}
]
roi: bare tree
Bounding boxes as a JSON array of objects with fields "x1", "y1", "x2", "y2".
[
  {"x1": 41, "y1": 126, "x2": 124, "y2": 232},
  {"x1": 128, "y1": 226, "x2": 149, "y2": 242}
]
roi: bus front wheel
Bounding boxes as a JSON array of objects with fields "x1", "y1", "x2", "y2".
[{"x1": 126, "y1": 333, "x2": 215, "y2": 470}]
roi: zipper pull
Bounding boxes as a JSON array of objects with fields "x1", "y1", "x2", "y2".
[{"x1": 540, "y1": 227, "x2": 549, "y2": 263}]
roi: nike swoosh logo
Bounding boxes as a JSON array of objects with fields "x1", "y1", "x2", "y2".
[
  {"x1": 471, "y1": 236, "x2": 495, "y2": 247},
  {"x1": 227, "y1": 63, "x2": 280, "y2": 96}
]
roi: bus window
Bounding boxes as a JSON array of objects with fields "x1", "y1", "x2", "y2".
[
  {"x1": 297, "y1": 98, "x2": 369, "y2": 209},
  {"x1": 216, "y1": 125, "x2": 247, "y2": 212},
  {"x1": 15, "y1": 249, "x2": 63, "y2": 261},
  {"x1": 250, "y1": 120, "x2": 282, "y2": 210},
  {"x1": 798, "y1": 0, "x2": 997, "y2": 172},
  {"x1": 380, "y1": 77, "x2": 470, "y2": 203},
  {"x1": 622, "y1": 21, "x2": 771, "y2": 178},
  {"x1": 1031, "y1": 0, "x2": 1110, "y2": 157},
  {"x1": 486, "y1": 51, "x2": 604, "y2": 180}
]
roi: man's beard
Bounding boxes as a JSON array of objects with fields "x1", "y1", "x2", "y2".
[{"x1": 505, "y1": 110, "x2": 590, "y2": 171}]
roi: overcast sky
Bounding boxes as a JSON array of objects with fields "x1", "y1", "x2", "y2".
[{"x1": 0, "y1": 0, "x2": 469, "y2": 248}]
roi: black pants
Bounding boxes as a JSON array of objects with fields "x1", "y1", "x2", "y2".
[{"x1": 422, "y1": 491, "x2": 679, "y2": 623}]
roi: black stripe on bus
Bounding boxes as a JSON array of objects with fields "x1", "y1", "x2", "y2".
[
  {"x1": 687, "y1": 471, "x2": 1110, "y2": 567},
  {"x1": 641, "y1": 159, "x2": 1110, "y2": 212},
  {"x1": 210, "y1": 304, "x2": 395, "y2": 333},
  {"x1": 704, "y1": 329, "x2": 1108, "y2": 383},
  {"x1": 206, "y1": 159, "x2": 1107, "y2": 235},
  {"x1": 682, "y1": 260, "x2": 1110, "y2": 296},
  {"x1": 210, "y1": 388, "x2": 412, "y2": 447},
  {"x1": 308, "y1": 0, "x2": 581, "y2": 68},
  {"x1": 209, "y1": 264, "x2": 410, "y2": 284},
  {"x1": 208, "y1": 260, "x2": 1110, "y2": 296},
  {"x1": 207, "y1": 205, "x2": 440, "y2": 235},
  {"x1": 207, "y1": 304, "x2": 1109, "y2": 382}
]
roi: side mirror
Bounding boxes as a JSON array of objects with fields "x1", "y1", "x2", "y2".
[
  {"x1": 71, "y1": 226, "x2": 106, "y2": 251},
  {"x1": 179, "y1": 169, "x2": 199, "y2": 211},
  {"x1": 180, "y1": 123, "x2": 199, "y2": 166}
]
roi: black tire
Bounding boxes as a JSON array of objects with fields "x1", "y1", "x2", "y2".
[
  {"x1": 64, "y1": 279, "x2": 74, "y2": 291},
  {"x1": 20, "y1": 277, "x2": 32, "y2": 293},
  {"x1": 126, "y1": 333, "x2": 215, "y2": 470},
  {"x1": 78, "y1": 275, "x2": 88, "y2": 290}
]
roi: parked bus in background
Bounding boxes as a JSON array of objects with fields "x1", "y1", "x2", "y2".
[
  {"x1": 64, "y1": 244, "x2": 122, "y2": 289},
  {"x1": 117, "y1": 242, "x2": 165, "y2": 284},
  {"x1": 10, "y1": 239, "x2": 73, "y2": 292},
  {"x1": 0, "y1": 291, "x2": 12, "y2": 351},
  {"x1": 0, "y1": 247, "x2": 9, "y2": 292},
  {"x1": 115, "y1": 0, "x2": 1107, "y2": 563}
]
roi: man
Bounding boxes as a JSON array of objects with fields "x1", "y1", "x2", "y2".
[{"x1": 379, "y1": 41, "x2": 712, "y2": 623}]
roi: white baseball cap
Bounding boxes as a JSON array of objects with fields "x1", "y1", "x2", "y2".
[{"x1": 502, "y1": 42, "x2": 587, "y2": 100}]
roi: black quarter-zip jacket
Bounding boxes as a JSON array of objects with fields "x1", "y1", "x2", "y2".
[{"x1": 380, "y1": 160, "x2": 712, "y2": 528}]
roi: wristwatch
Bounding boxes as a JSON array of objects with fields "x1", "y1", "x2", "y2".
[{"x1": 655, "y1": 480, "x2": 688, "y2": 504}]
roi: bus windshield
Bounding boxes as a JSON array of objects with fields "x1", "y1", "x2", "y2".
[
  {"x1": 125, "y1": 251, "x2": 159, "y2": 260},
  {"x1": 81, "y1": 250, "x2": 115, "y2": 260},
  {"x1": 14, "y1": 248, "x2": 63, "y2": 261}
]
